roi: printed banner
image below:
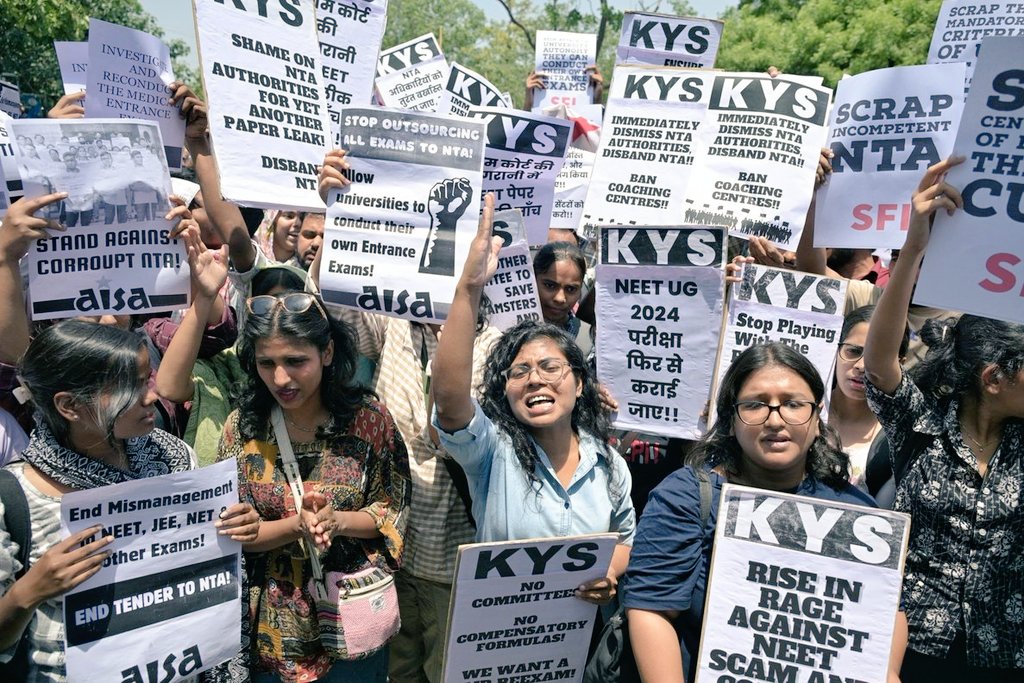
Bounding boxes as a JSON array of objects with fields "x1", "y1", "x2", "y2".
[
  {"x1": 321, "y1": 107, "x2": 485, "y2": 323},
  {"x1": 547, "y1": 104, "x2": 602, "y2": 234},
  {"x1": 10, "y1": 119, "x2": 188, "y2": 320},
  {"x1": 61, "y1": 460, "x2": 242, "y2": 683},
  {"x1": 616, "y1": 12, "x2": 723, "y2": 69},
  {"x1": 815, "y1": 63, "x2": 966, "y2": 249},
  {"x1": 470, "y1": 106, "x2": 572, "y2": 244},
  {"x1": 0, "y1": 151, "x2": 9, "y2": 217},
  {"x1": 315, "y1": 0, "x2": 388, "y2": 130},
  {"x1": 534, "y1": 31, "x2": 597, "y2": 110},
  {"x1": 483, "y1": 239, "x2": 543, "y2": 331},
  {"x1": 915, "y1": 36, "x2": 1024, "y2": 324},
  {"x1": 375, "y1": 33, "x2": 448, "y2": 112},
  {"x1": 194, "y1": 0, "x2": 330, "y2": 211},
  {"x1": 54, "y1": 41, "x2": 89, "y2": 98},
  {"x1": 0, "y1": 79, "x2": 21, "y2": 118},
  {"x1": 85, "y1": 19, "x2": 185, "y2": 170},
  {"x1": 717, "y1": 264, "x2": 847, "y2": 400},
  {"x1": 438, "y1": 62, "x2": 507, "y2": 117},
  {"x1": 442, "y1": 534, "x2": 617, "y2": 683},
  {"x1": 696, "y1": 485, "x2": 910, "y2": 683},
  {"x1": 927, "y1": 0, "x2": 1024, "y2": 91},
  {"x1": 596, "y1": 226, "x2": 725, "y2": 439},
  {"x1": 0, "y1": 112, "x2": 23, "y2": 205}
]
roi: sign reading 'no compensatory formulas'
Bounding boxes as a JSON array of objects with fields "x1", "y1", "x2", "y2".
[
  {"x1": 615, "y1": 11, "x2": 723, "y2": 69},
  {"x1": 696, "y1": 485, "x2": 910, "y2": 683},
  {"x1": 597, "y1": 226, "x2": 725, "y2": 439}
]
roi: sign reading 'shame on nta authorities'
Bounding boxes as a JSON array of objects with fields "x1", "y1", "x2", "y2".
[{"x1": 695, "y1": 485, "x2": 910, "y2": 683}]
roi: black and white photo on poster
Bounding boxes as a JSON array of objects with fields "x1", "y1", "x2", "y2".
[
  {"x1": 375, "y1": 33, "x2": 448, "y2": 112},
  {"x1": 615, "y1": 11, "x2": 723, "y2": 69},
  {"x1": 927, "y1": 0, "x2": 1024, "y2": 91},
  {"x1": 597, "y1": 226, "x2": 725, "y2": 439},
  {"x1": 10, "y1": 118, "x2": 188, "y2": 321},
  {"x1": 194, "y1": 0, "x2": 331, "y2": 211},
  {"x1": 315, "y1": 0, "x2": 388, "y2": 130},
  {"x1": 533, "y1": 31, "x2": 597, "y2": 110},
  {"x1": 469, "y1": 106, "x2": 572, "y2": 245},
  {"x1": 321, "y1": 107, "x2": 485, "y2": 323}
]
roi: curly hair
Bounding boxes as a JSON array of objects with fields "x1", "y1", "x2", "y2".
[
  {"x1": 478, "y1": 319, "x2": 613, "y2": 489},
  {"x1": 687, "y1": 342, "x2": 851, "y2": 489},
  {"x1": 234, "y1": 296, "x2": 373, "y2": 441}
]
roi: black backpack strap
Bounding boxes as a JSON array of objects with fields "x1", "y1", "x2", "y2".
[
  {"x1": 695, "y1": 468, "x2": 713, "y2": 528},
  {"x1": 0, "y1": 468, "x2": 31, "y2": 578},
  {"x1": 442, "y1": 457, "x2": 476, "y2": 528}
]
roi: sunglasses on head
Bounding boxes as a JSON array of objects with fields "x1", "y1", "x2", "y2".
[{"x1": 246, "y1": 293, "x2": 328, "y2": 319}]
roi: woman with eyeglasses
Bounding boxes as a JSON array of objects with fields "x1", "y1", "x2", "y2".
[
  {"x1": 622, "y1": 342, "x2": 874, "y2": 683},
  {"x1": 432, "y1": 196, "x2": 636, "y2": 606},
  {"x1": 218, "y1": 291, "x2": 411, "y2": 683}
]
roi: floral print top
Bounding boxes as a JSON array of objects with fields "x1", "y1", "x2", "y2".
[
  {"x1": 866, "y1": 373, "x2": 1024, "y2": 669},
  {"x1": 218, "y1": 401, "x2": 411, "y2": 682}
]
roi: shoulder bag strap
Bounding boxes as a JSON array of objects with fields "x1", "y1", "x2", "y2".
[
  {"x1": 0, "y1": 469, "x2": 31, "y2": 578},
  {"x1": 270, "y1": 407, "x2": 324, "y2": 583}
]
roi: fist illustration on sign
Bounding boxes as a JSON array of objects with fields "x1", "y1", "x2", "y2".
[{"x1": 420, "y1": 178, "x2": 474, "y2": 276}]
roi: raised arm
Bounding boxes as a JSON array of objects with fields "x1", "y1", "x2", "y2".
[
  {"x1": 433, "y1": 194, "x2": 500, "y2": 432},
  {"x1": 794, "y1": 149, "x2": 835, "y2": 276},
  {"x1": 863, "y1": 156, "x2": 964, "y2": 394}
]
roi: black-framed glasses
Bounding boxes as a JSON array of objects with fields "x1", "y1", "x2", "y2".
[
  {"x1": 246, "y1": 293, "x2": 327, "y2": 319},
  {"x1": 837, "y1": 343, "x2": 864, "y2": 362},
  {"x1": 502, "y1": 358, "x2": 574, "y2": 385},
  {"x1": 734, "y1": 400, "x2": 817, "y2": 425}
]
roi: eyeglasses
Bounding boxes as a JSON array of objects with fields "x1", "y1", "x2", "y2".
[
  {"x1": 837, "y1": 343, "x2": 864, "y2": 362},
  {"x1": 246, "y1": 293, "x2": 327, "y2": 319},
  {"x1": 502, "y1": 358, "x2": 574, "y2": 385},
  {"x1": 734, "y1": 400, "x2": 817, "y2": 425}
]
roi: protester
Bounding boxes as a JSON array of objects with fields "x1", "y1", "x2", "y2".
[
  {"x1": 432, "y1": 195, "x2": 635, "y2": 605},
  {"x1": 864, "y1": 157, "x2": 1024, "y2": 682},
  {"x1": 622, "y1": 342, "x2": 875, "y2": 682},
  {"x1": 0, "y1": 320, "x2": 258, "y2": 683},
  {"x1": 533, "y1": 240, "x2": 586, "y2": 335},
  {"x1": 255, "y1": 210, "x2": 303, "y2": 266},
  {"x1": 219, "y1": 289, "x2": 411, "y2": 682}
]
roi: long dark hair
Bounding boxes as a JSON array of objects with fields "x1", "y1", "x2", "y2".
[
  {"x1": 18, "y1": 321, "x2": 146, "y2": 449},
  {"x1": 911, "y1": 315, "x2": 1024, "y2": 406},
  {"x1": 234, "y1": 297, "x2": 372, "y2": 440},
  {"x1": 478, "y1": 319, "x2": 612, "y2": 487},
  {"x1": 688, "y1": 342, "x2": 850, "y2": 489}
]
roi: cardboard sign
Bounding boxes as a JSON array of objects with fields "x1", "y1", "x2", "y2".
[
  {"x1": 375, "y1": 33, "x2": 448, "y2": 112},
  {"x1": 533, "y1": 31, "x2": 597, "y2": 110},
  {"x1": 316, "y1": 0, "x2": 389, "y2": 131},
  {"x1": 616, "y1": 12, "x2": 723, "y2": 69},
  {"x1": 927, "y1": 0, "x2": 1024, "y2": 91}
]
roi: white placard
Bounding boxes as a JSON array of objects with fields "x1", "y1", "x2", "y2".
[
  {"x1": 534, "y1": 31, "x2": 597, "y2": 110},
  {"x1": 0, "y1": 79, "x2": 21, "y2": 118},
  {"x1": 695, "y1": 485, "x2": 910, "y2": 683},
  {"x1": 0, "y1": 112, "x2": 23, "y2": 205},
  {"x1": 315, "y1": 0, "x2": 388, "y2": 132},
  {"x1": 0, "y1": 150, "x2": 9, "y2": 217},
  {"x1": 194, "y1": 0, "x2": 331, "y2": 211},
  {"x1": 716, "y1": 264, "x2": 847, "y2": 400},
  {"x1": 375, "y1": 33, "x2": 448, "y2": 112},
  {"x1": 815, "y1": 63, "x2": 966, "y2": 249},
  {"x1": 321, "y1": 107, "x2": 485, "y2": 323},
  {"x1": 10, "y1": 118, "x2": 189, "y2": 320},
  {"x1": 54, "y1": 41, "x2": 89, "y2": 97},
  {"x1": 61, "y1": 460, "x2": 241, "y2": 683},
  {"x1": 470, "y1": 106, "x2": 572, "y2": 245},
  {"x1": 442, "y1": 534, "x2": 617, "y2": 683},
  {"x1": 85, "y1": 19, "x2": 185, "y2": 170},
  {"x1": 546, "y1": 104, "x2": 602, "y2": 234},
  {"x1": 927, "y1": 0, "x2": 1024, "y2": 91},
  {"x1": 616, "y1": 12, "x2": 723, "y2": 69},
  {"x1": 483, "y1": 240, "x2": 542, "y2": 331},
  {"x1": 438, "y1": 62, "x2": 507, "y2": 117},
  {"x1": 597, "y1": 226, "x2": 726, "y2": 439},
  {"x1": 915, "y1": 36, "x2": 1024, "y2": 324}
]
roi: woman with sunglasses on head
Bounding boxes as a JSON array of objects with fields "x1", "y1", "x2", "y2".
[
  {"x1": 864, "y1": 158, "x2": 1024, "y2": 682},
  {"x1": 622, "y1": 342, "x2": 874, "y2": 683},
  {"x1": 432, "y1": 196, "x2": 635, "y2": 606},
  {"x1": 218, "y1": 290, "x2": 410, "y2": 683}
]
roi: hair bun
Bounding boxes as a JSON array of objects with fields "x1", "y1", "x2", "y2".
[{"x1": 919, "y1": 317, "x2": 958, "y2": 349}]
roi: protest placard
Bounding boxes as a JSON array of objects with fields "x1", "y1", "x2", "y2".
[
  {"x1": 469, "y1": 106, "x2": 572, "y2": 244},
  {"x1": 60, "y1": 460, "x2": 241, "y2": 683},
  {"x1": 581, "y1": 66, "x2": 710, "y2": 244},
  {"x1": 596, "y1": 226, "x2": 725, "y2": 439},
  {"x1": 815, "y1": 63, "x2": 966, "y2": 249},
  {"x1": 546, "y1": 104, "x2": 602, "y2": 235},
  {"x1": 10, "y1": 118, "x2": 189, "y2": 320},
  {"x1": 0, "y1": 112, "x2": 23, "y2": 206},
  {"x1": 0, "y1": 152, "x2": 9, "y2": 216},
  {"x1": 442, "y1": 534, "x2": 617, "y2": 683},
  {"x1": 54, "y1": 41, "x2": 89, "y2": 98},
  {"x1": 533, "y1": 31, "x2": 597, "y2": 110},
  {"x1": 194, "y1": 0, "x2": 331, "y2": 211},
  {"x1": 375, "y1": 33, "x2": 448, "y2": 112},
  {"x1": 438, "y1": 62, "x2": 507, "y2": 117},
  {"x1": 0, "y1": 79, "x2": 21, "y2": 118},
  {"x1": 316, "y1": 0, "x2": 388, "y2": 131},
  {"x1": 915, "y1": 36, "x2": 1024, "y2": 324},
  {"x1": 927, "y1": 0, "x2": 1024, "y2": 91},
  {"x1": 716, "y1": 263, "x2": 847, "y2": 402},
  {"x1": 483, "y1": 232, "x2": 542, "y2": 331},
  {"x1": 320, "y1": 107, "x2": 485, "y2": 323},
  {"x1": 695, "y1": 485, "x2": 910, "y2": 683},
  {"x1": 85, "y1": 19, "x2": 185, "y2": 170},
  {"x1": 681, "y1": 73, "x2": 832, "y2": 250},
  {"x1": 615, "y1": 12, "x2": 723, "y2": 69}
]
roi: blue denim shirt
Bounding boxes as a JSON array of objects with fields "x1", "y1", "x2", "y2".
[{"x1": 433, "y1": 401, "x2": 636, "y2": 545}]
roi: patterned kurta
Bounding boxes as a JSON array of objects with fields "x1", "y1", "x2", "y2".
[{"x1": 218, "y1": 401, "x2": 411, "y2": 682}]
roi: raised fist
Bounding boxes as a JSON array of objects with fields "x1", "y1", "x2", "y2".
[{"x1": 428, "y1": 178, "x2": 473, "y2": 228}]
